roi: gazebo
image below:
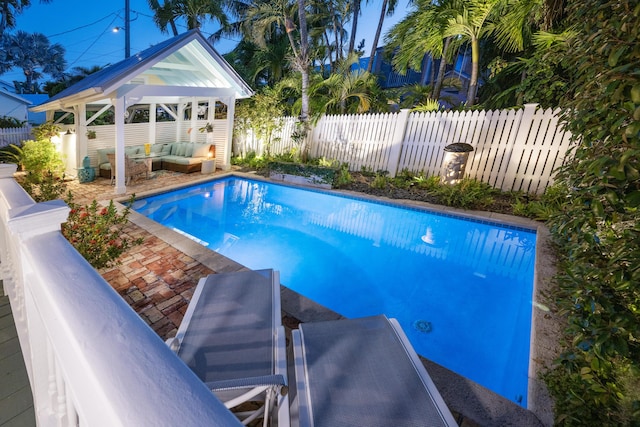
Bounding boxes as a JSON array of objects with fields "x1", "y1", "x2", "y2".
[{"x1": 31, "y1": 29, "x2": 253, "y2": 194}]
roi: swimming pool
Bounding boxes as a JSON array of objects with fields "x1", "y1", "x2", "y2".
[{"x1": 133, "y1": 176, "x2": 537, "y2": 406}]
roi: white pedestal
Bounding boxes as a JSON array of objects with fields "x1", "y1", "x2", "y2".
[{"x1": 201, "y1": 159, "x2": 216, "y2": 174}]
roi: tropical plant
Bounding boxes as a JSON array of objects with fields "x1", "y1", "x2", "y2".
[
  {"x1": 0, "y1": 0, "x2": 52, "y2": 33},
  {"x1": 234, "y1": 86, "x2": 286, "y2": 156},
  {"x1": 433, "y1": 177, "x2": 496, "y2": 208},
  {"x1": 412, "y1": 99, "x2": 441, "y2": 112},
  {"x1": 3, "y1": 31, "x2": 66, "y2": 94},
  {"x1": 20, "y1": 139, "x2": 64, "y2": 181},
  {"x1": 62, "y1": 194, "x2": 144, "y2": 270},
  {"x1": 0, "y1": 143, "x2": 23, "y2": 167},
  {"x1": 314, "y1": 54, "x2": 379, "y2": 114},
  {"x1": 147, "y1": 0, "x2": 231, "y2": 33},
  {"x1": 32, "y1": 121, "x2": 60, "y2": 141},
  {"x1": 0, "y1": 115, "x2": 26, "y2": 128},
  {"x1": 333, "y1": 162, "x2": 352, "y2": 187},
  {"x1": 541, "y1": 0, "x2": 640, "y2": 424},
  {"x1": 366, "y1": 0, "x2": 399, "y2": 73},
  {"x1": 42, "y1": 64, "x2": 105, "y2": 97},
  {"x1": 17, "y1": 170, "x2": 67, "y2": 202},
  {"x1": 244, "y1": 0, "x2": 312, "y2": 144}
]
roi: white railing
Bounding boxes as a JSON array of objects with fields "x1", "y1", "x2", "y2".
[
  {"x1": 0, "y1": 125, "x2": 32, "y2": 147},
  {"x1": 232, "y1": 104, "x2": 574, "y2": 194},
  {"x1": 0, "y1": 164, "x2": 241, "y2": 426}
]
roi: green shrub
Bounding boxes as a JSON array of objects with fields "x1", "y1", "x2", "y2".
[
  {"x1": 32, "y1": 121, "x2": 60, "y2": 141},
  {"x1": 62, "y1": 194, "x2": 143, "y2": 270},
  {"x1": 412, "y1": 174, "x2": 440, "y2": 191},
  {"x1": 371, "y1": 174, "x2": 388, "y2": 189},
  {"x1": 17, "y1": 171, "x2": 67, "y2": 202},
  {"x1": 434, "y1": 178, "x2": 496, "y2": 209},
  {"x1": 333, "y1": 163, "x2": 352, "y2": 187},
  {"x1": 542, "y1": 0, "x2": 640, "y2": 423},
  {"x1": 20, "y1": 139, "x2": 65, "y2": 181},
  {"x1": 512, "y1": 183, "x2": 569, "y2": 221}
]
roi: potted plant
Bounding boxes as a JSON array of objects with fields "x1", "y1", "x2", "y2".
[
  {"x1": 198, "y1": 123, "x2": 213, "y2": 133},
  {"x1": 86, "y1": 129, "x2": 97, "y2": 139}
]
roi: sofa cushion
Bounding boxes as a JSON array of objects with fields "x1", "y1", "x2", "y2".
[
  {"x1": 176, "y1": 143, "x2": 188, "y2": 156},
  {"x1": 97, "y1": 147, "x2": 115, "y2": 165},
  {"x1": 185, "y1": 144, "x2": 194, "y2": 157},
  {"x1": 192, "y1": 143, "x2": 210, "y2": 158},
  {"x1": 162, "y1": 155, "x2": 203, "y2": 165},
  {"x1": 151, "y1": 143, "x2": 166, "y2": 153},
  {"x1": 125, "y1": 146, "x2": 140, "y2": 156}
]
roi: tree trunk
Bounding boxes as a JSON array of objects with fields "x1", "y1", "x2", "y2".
[
  {"x1": 366, "y1": 0, "x2": 387, "y2": 73},
  {"x1": 467, "y1": 37, "x2": 479, "y2": 107},
  {"x1": 169, "y1": 19, "x2": 179, "y2": 36},
  {"x1": 517, "y1": 69, "x2": 527, "y2": 105},
  {"x1": 348, "y1": 0, "x2": 361, "y2": 55},
  {"x1": 297, "y1": 0, "x2": 311, "y2": 160},
  {"x1": 432, "y1": 37, "x2": 451, "y2": 100}
]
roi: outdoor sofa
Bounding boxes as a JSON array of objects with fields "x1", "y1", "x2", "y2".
[{"x1": 96, "y1": 141, "x2": 214, "y2": 178}]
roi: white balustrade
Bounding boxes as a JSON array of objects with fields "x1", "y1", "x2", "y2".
[{"x1": 0, "y1": 164, "x2": 241, "y2": 426}]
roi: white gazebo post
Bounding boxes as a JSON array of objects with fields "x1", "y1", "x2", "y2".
[
  {"x1": 223, "y1": 95, "x2": 236, "y2": 170},
  {"x1": 113, "y1": 96, "x2": 127, "y2": 194},
  {"x1": 75, "y1": 103, "x2": 88, "y2": 163}
]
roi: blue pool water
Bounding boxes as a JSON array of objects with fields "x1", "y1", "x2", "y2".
[{"x1": 133, "y1": 176, "x2": 536, "y2": 406}]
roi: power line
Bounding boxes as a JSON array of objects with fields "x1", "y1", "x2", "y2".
[
  {"x1": 46, "y1": 12, "x2": 119, "y2": 39},
  {"x1": 67, "y1": 14, "x2": 121, "y2": 68}
]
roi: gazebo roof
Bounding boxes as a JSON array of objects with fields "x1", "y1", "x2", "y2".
[{"x1": 31, "y1": 29, "x2": 253, "y2": 112}]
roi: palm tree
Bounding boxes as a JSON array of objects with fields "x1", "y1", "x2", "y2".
[
  {"x1": 148, "y1": 0, "x2": 180, "y2": 36},
  {"x1": 5, "y1": 31, "x2": 65, "y2": 94},
  {"x1": 147, "y1": 0, "x2": 230, "y2": 34},
  {"x1": 316, "y1": 54, "x2": 378, "y2": 114},
  {"x1": 245, "y1": 0, "x2": 311, "y2": 132},
  {"x1": 43, "y1": 64, "x2": 105, "y2": 96},
  {"x1": 441, "y1": 0, "x2": 501, "y2": 106},
  {"x1": 0, "y1": 0, "x2": 52, "y2": 34},
  {"x1": 365, "y1": 0, "x2": 399, "y2": 73},
  {"x1": 384, "y1": 0, "x2": 455, "y2": 100},
  {"x1": 347, "y1": 0, "x2": 369, "y2": 55}
]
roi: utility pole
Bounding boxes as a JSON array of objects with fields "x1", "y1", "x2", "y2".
[{"x1": 125, "y1": 0, "x2": 131, "y2": 58}]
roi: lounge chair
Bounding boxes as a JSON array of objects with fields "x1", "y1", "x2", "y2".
[
  {"x1": 167, "y1": 269, "x2": 289, "y2": 427},
  {"x1": 107, "y1": 152, "x2": 148, "y2": 185},
  {"x1": 292, "y1": 314, "x2": 458, "y2": 427}
]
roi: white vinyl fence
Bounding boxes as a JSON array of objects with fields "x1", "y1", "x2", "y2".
[
  {"x1": 0, "y1": 125, "x2": 32, "y2": 147},
  {"x1": 233, "y1": 104, "x2": 574, "y2": 194},
  {"x1": 0, "y1": 164, "x2": 241, "y2": 426}
]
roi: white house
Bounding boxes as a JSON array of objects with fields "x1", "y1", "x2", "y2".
[{"x1": 0, "y1": 89, "x2": 30, "y2": 122}]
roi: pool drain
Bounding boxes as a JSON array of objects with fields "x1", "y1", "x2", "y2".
[{"x1": 413, "y1": 320, "x2": 432, "y2": 333}]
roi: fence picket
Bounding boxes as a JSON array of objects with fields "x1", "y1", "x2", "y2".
[
  {"x1": 0, "y1": 125, "x2": 32, "y2": 147},
  {"x1": 235, "y1": 105, "x2": 574, "y2": 194}
]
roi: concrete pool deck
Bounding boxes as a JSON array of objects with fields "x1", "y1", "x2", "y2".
[{"x1": 66, "y1": 169, "x2": 561, "y2": 427}]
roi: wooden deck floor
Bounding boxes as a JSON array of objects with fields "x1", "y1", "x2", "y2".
[{"x1": 0, "y1": 292, "x2": 35, "y2": 427}]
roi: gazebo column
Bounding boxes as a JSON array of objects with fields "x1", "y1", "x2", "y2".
[
  {"x1": 222, "y1": 95, "x2": 236, "y2": 170},
  {"x1": 176, "y1": 102, "x2": 187, "y2": 141},
  {"x1": 149, "y1": 103, "x2": 156, "y2": 145},
  {"x1": 75, "y1": 103, "x2": 88, "y2": 165},
  {"x1": 113, "y1": 96, "x2": 126, "y2": 194},
  {"x1": 189, "y1": 97, "x2": 197, "y2": 143}
]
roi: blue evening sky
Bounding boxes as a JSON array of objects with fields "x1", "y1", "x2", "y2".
[{"x1": 1, "y1": 0, "x2": 407, "y2": 84}]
